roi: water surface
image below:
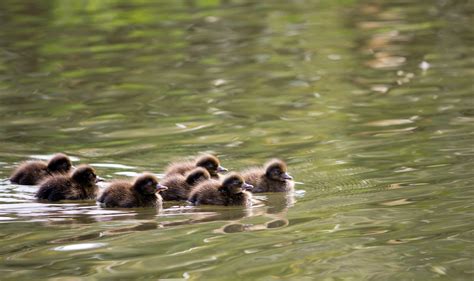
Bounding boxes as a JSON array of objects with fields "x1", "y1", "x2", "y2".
[{"x1": 0, "y1": 0, "x2": 473, "y2": 280}]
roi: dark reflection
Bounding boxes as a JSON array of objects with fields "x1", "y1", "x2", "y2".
[
  {"x1": 48, "y1": 220, "x2": 160, "y2": 244},
  {"x1": 104, "y1": 221, "x2": 159, "y2": 235},
  {"x1": 46, "y1": 208, "x2": 161, "y2": 244},
  {"x1": 158, "y1": 205, "x2": 254, "y2": 228},
  {"x1": 264, "y1": 192, "x2": 295, "y2": 214},
  {"x1": 212, "y1": 193, "x2": 295, "y2": 233},
  {"x1": 12, "y1": 194, "x2": 297, "y2": 245},
  {"x1": 2, "y1": 177, "x2": 299, "y2": 237},
  {"x1": 96, "y1": 193, "x2": 297, "y2": 234},
  {"x1": 50, "y1": 232, "x2": 102, "y2": 244}
]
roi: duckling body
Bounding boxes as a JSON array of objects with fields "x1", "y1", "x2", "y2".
[
  {"x1": 188, "y1": 173, "x2": 253, "y2": 206},
  {"x1": 165, "y1": 154, "x2": 227, "y2": 179},
  {"x1": 161, "y1": 167, "x2": 211, "y2": 201},
  {"x1": 98, "y1": 173, "x2": 167, "y2": 208},
  {"x1": 10, "y1": 162, "x2": 49, "y2": 185},
  {"x1": 36, "y1": 165, "x2": 99, "y2": 201},
  {"x1": 242, "y1": 159, "x2": 294, "y2": 193},
  {"x1": 165, "y1": 161, "x2": 195, "y2": 176},
  {"x1": 10, "y1": 153, "x2": 73, "y2": 185}
]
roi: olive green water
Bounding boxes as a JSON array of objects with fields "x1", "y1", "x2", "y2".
[{"x1": 0, "y1": 0, "x2": 473, "y2": 280}]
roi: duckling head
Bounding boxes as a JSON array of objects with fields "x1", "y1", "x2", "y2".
[
  {"x1": 72, "y1": 165, "x2": 99, "y2": 186},
  {"x1": 134, "y1": 173, "x2": 167, "y2": 195},
  {"x1": 265, "y1": 159, "x2": 293, "y2": 182},
  {"x1": 185, "y1": 167, "x2": 211, "y2": 185},
  {"x1": 221, "y1": 173, "x2": 253, "y2": 194},
  {"x1": 47, "y1": 153, "x2": 73, "y2": 173},
  {"x1": 196, "y1": 154, "x2": 228, "y2": 176}
]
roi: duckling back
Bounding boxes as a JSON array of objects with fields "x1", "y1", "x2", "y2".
[
  {"x1": 161, "y1": 167, "x2": 211, "y2": 201},
  {"x1": 36, "y1": 175, "x2": 74, "y2": 201},
  {"x1": 98, "y1": 181, "x2": 136, "y2": 208},
  {"x1": 241, "y1": 167, "x2": 265, "y2": 189},
  {"x1": 36, "y1": 165, "x2": 99, "y2": 202},
  {"x1": 160, "y1": 175, "x2": 188, "y2": 201},
  {"x1": 98, "y1": 179, "x2": 161, "y2": 208},
  {"x1": 188, "y1": 180, "x2": 225, "y2": 206},
  {"x1": 165, "y1": 160, "x2": 195, "y2": 176},
  {"x1": 242, "y1": 167, "x2": 294, "y2": 193},
  {"x1": 10, "y1": 161, "x2": 49, "y2": 185}
]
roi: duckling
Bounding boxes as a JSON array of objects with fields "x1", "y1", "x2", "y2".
[
  {"x1": 242, "y1": 159, "x2": 294, "y2": 193},
  {"x1": 188, "y1": 172, "x2": 253, "y2": 206},
  {"x1": 98, "y1": 173, "x2": 168, "y2": 208},
  {"x1": 161, "y1": 167, "x2": 211, "y2": 201},
  {"x1": 36, "y1": 165, "x2": 100, "y2": 201},
  {"x1": 10, "y1": 153, "x2": 73, "y2": 185},
  {"x1": 165, "y1": 154, "x2": 227, "y2": 179}
]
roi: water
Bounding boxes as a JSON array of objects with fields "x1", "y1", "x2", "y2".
[{"x1": 0, "y1": 0, "x2": 473, "y2": 280}]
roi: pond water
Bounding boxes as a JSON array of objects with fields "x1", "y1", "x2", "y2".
[{"x1": 0, "y1": 0, "x2": 473, "y2": 280}]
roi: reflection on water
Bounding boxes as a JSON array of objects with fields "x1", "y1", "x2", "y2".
[{"x1": 0, "y1": 0, "x2": 473, "y2": 280}]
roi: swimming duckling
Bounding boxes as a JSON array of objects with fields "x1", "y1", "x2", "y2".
[
  {"x1": 165, "y1": 154, "x2": 227, "y2": 179},
  {"x1": 161, "y1": 167, "x2": 211, "y2": 201},
  {"x1": 242, "y1": 159, "x2": 294, "y2": 193},
  {"x1": 188, "y1": 173, "x2": 253, "y2": 206},
  {"x1": 98, "y1": 173, "x2": 168, "y2": 208},
  {"x1": 36, "y1": 165, "x2": 100, "y2": 201},
  {"x1": 10, "y1": 153, "x2": 73, "y2": 185}
]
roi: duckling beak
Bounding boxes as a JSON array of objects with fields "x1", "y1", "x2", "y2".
[
  {"x1": 282, "y1": 172, "x2": 293, "y2": 180},
  {"x1": 156, "y1": 183, "x2": 168, "y2": 191},
  {"x1": 217, "y1": 166, "x2": 228, "y2": 173},
  {"x1": 242, "y1": 183, "x2": 253, "y2": 191},
  {"x1": 95, "y1": 176, "x2": 105, "y2": 183}
]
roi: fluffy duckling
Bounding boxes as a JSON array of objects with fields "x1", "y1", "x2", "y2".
[
  {"x1": 242, "y1": 159, "x2": 294, "y2": 193},
  {"x1": 10, "y1": 153, "x2": 73, "y2": 185},
  {"x1": 36, "y1": 165, "x2": 100, "y2": 201},
  {"x1": 98, "y1": 173, "x2": 168, "y2": 208},
  {"x1": 165, "y1": 154, "x2": 227, "y2": 179},
  {"x1": 161, "y1": 167, "x2": 211, "y2": 201},
  {"x1": 188, "y1": 173, "x2": 253, "y2": 206}
]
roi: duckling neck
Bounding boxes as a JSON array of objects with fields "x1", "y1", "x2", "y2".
[
  {"x1": 265, "y1": 175, "x2": 286, "y2": 183},
  {"x1": 45, "y1": 168, "x2": 54, "y2": 177},
  {"x1": 80, "y1": 184, "x2": 97, "y2": 199},
  {"x1": 135, "y1": 192, "x2": 158, "y2": 206},
  {"x1": 227, "y1": 192, "x2": 246, "y2": 205}
]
